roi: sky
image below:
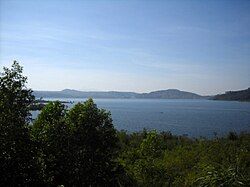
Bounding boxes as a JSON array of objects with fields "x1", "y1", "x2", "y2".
[{"x1": 0, "y1": 0, "x2": 250, "y2": 95}]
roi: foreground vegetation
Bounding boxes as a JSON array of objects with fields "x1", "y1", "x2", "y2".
[
  {"x1": 1, "y1": 62, "x2": 249, "y2": 186},
  {"x1": 118, "y1": 130, "x2": 250, "y2": 186}
]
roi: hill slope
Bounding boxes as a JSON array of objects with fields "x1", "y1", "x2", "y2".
[
  {"x1": 213, "y1": 88, "x2": 250, "y2": 101},
  {"x1": 137, "y1": 89, "x2": 205, "y2": 99}
]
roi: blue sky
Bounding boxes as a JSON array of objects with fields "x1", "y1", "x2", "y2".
[{"x1": 0, "y1": 0, "x2": 249, "y2": 95}]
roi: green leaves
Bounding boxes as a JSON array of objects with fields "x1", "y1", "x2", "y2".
[
  {"x1": 66, "y1": 99, "x2": 120, "y2": 185},
  {"x1": 0, "y1": 61, "x2": 40, "y2": 186},
  {"x1": 31, "y1": 98, "x2": 121, "y2": 186},
  {"x1": 0, "y1": 61, "x2": 34, "y2": 123},
  {"x1": 118, "y1": 131, "x2": 250, "y2": 186}
]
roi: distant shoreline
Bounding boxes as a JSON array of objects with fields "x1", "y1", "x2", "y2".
[
  {"x1": 34, "y1": 88, "x2": 250, "y2": 101},
  {"x1": 34, "y1": 89, "x2": 210, "y2": 100}
]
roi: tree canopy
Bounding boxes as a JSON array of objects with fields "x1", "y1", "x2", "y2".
[
  {"x1": 32, "y1": 99, "x2": 121, "y2": 186},
  {"x1": 0, "y1": 61, "x2": 39, "y2": 186}
]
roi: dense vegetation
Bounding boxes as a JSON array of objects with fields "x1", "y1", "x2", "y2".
[
  {"x1": 118, "y1": 130, "x2": 250, "y2": 186},
  {"x1": 1, "y1": 62, "x2": 249, "y2": 186},
  {"x1": 213, "y1": 88, "x2": 250, "y2": 101}
]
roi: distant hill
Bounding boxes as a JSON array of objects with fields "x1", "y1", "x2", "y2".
[
  {"x1": 137, "y1": 89, "x2": 205, "y2": 99},
  {"x1": 34, "y1": 89, "x2": 208, "y2": 99},
  {"x1": 212, "y1": 88, "x2": 250, "y2": 101}
]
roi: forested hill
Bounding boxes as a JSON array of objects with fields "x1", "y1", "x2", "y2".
[
  {"x1": 213, "y1": 88, "x2": 250, "y2": 101},
  {"x1": 34, "y1": 89, "x2": 208, "y2": 99},
  {"x1": 137, "y1": 89, "x2": 205, "y2": 99}
]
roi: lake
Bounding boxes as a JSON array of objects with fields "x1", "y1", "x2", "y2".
[{"x1": 32, "y1": 98, "x2": 250, "y2": 138}]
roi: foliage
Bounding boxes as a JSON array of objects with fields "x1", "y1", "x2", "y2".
[
  {"x1": 65, "y1": 99, "x2": 121, "y2": 186},
  {"x1": 31, "y1": 99, "x2": 125, "y2": 186},
  {"x1": 118, "y1": 131, "x2": 250, "y2": 186},
  {"x1": 32, "y1": 101, "x2": 70, "y2": 185},
  {"x1": 0, "y1": 61, "x2": 40, "y2": 186},
  {"x1": 0, "y1": 61, "x2": 34, "y2": 123}
]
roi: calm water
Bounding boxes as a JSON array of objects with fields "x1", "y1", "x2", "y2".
[{"x1": 32, "y1": 99, "x2": 250, "y2": 138}]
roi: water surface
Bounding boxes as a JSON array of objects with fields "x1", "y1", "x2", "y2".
[{"x1": 32, "y1": 99, "x2": 250, "y2": 138}]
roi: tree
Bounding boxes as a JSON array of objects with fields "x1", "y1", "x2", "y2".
[
  {"x1": 32, "y1": 101, "x2": 71, "y2": 186},
  {"x1": 0, "y1": 61, "x2": 40, "y2": 185},
  {"x1": 0, "y1": 61, "x2": 34, "y2": 123},
  {"x1": 32, "y1": 98, "x2": 123, "y2": 186},
  {"x1": 67, "y1": 98, "x2": 120, "y2": 186}
]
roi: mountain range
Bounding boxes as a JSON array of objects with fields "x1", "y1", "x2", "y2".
[{"x1": 33, "y1": 89, "x2": 209, "y2": 99}]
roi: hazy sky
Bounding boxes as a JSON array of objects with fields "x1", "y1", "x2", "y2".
[{"x1": 0, "y1": 0, "x2": 250, "y2": 95}]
